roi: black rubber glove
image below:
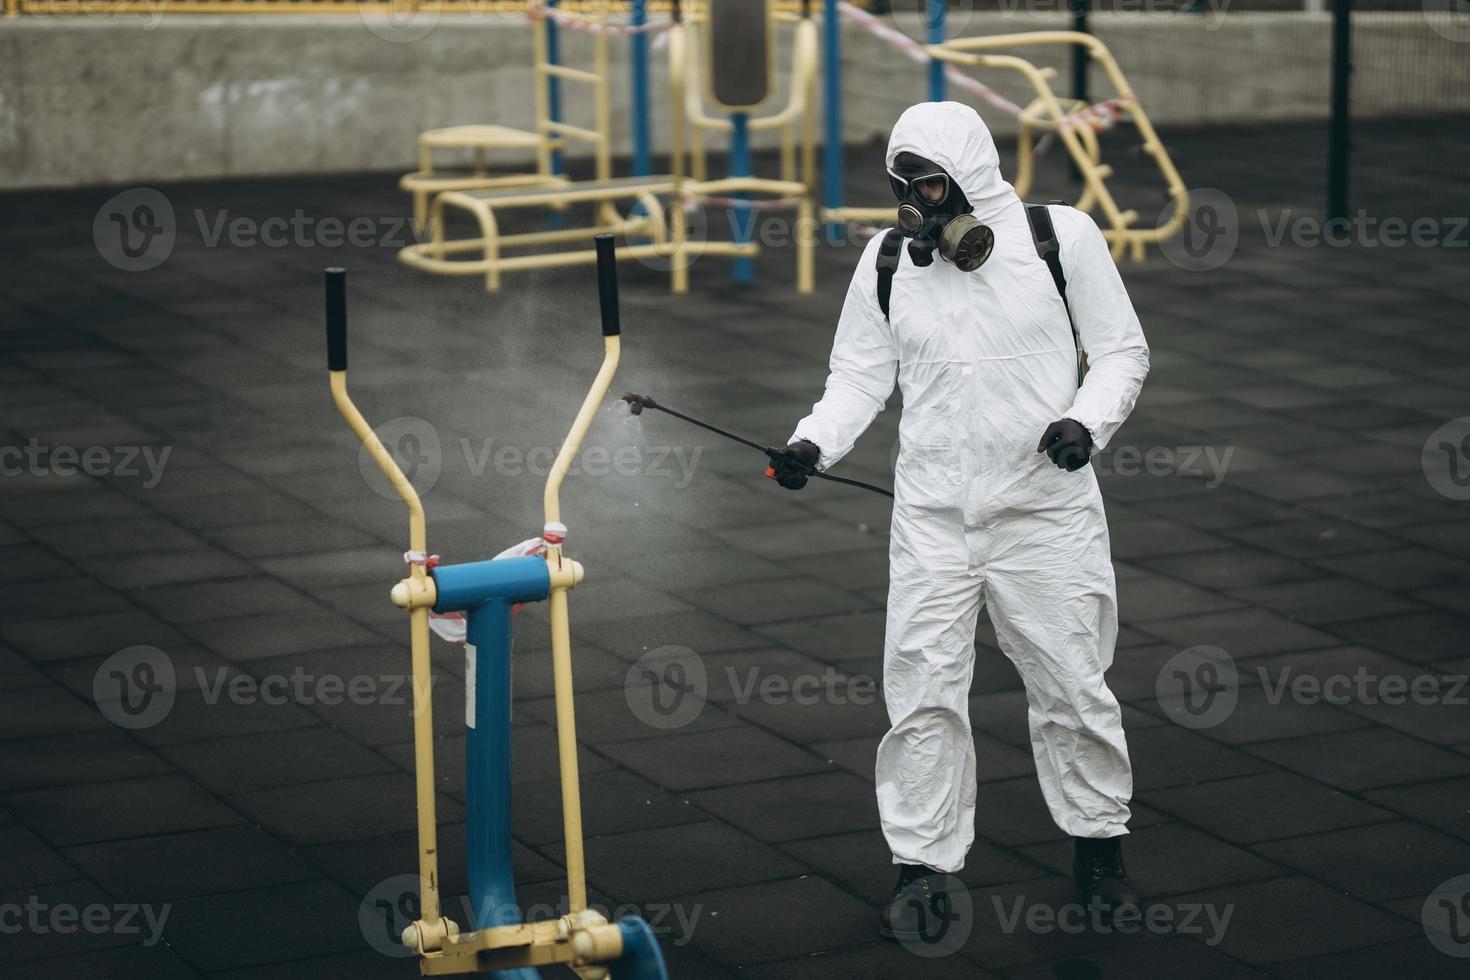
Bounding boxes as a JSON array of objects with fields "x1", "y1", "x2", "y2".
[
  {"x1": 1037, "y1": 418, "x2": 1093, "y2": 472},
  {"x1": 767, "y1": 440, "x2": 820, "y2": 490}
]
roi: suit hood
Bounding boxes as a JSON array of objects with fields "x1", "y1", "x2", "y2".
[{"x1": 886, "y1": 101, "x2": 1017, "y2": 224}]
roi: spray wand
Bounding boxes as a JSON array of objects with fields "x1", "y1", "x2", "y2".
[{"x1": 621, "y1": 392, "x2": 894, "y2": 499}]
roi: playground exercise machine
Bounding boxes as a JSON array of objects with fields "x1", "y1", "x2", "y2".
[
  {"x1": 927, "y1": 31, "x2": 1187, "y2": 262},
  {"x1": 399, "y1": 0, "x2": 614, "y2": 234},
  {"x1": 328, "y1": 235, "x2": 670, "y2": 979},
  {"x1": 398, "y1": 0, "x2": 815, "y2": 294},
  {"x1": 820, "y1": 0, "x2": 1186, "y2": 262}
]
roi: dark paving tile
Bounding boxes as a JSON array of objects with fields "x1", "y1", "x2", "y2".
[
  {"x1": 1365, "y1": 776, "x2": 1470, "y2": 844},
  {"x1": 228, "y1": 772, "x2": 463, "y2": 846},
  {"x1": 753, "y1": 609, "x2": 886, "y2": 663},
  {"x1": 1136, "y1": 607, "x2": 1339, "y2": 659},
  {"x1": 1256, "y1": 819, "x2": 1470, "y2": 903},
  {"x1": 788, "y1": 828, "x2": 1044, "y2": 901},
  {"x1": 18, "y1": 943, "x2": 202, "y2": 980},
  {"x1": 1117, "y1": 572, "x2": 1243, "y2": 623},
  {"x1": 599, "y1": 726, "x2": 830, "y2": 791},
  {"x1": 512, "y1": 770, "x2": 706, "y2": 846},
  {"x1": 1271, "y1": 935, "x2": 1470, "y2": 980},
  {"x1": 1328, "y1": 614, "x2": 1470, "y2": 667},
  {"x1": 0, "y1": 880, "x2": 155, "y2": 965},
  {"x1": 160, "y1": 880, "x2": 365, "y2": 973},
  {"x1": 28, "y1": 517, "x2": 207, "y2": 559},
  {"x1": 0, "y1": 609, "x2": 190, "y2": 663},
  {"x1": 547, "y1": 821, "x2": 806, "y2": 900},
  {"x1": 1245, "y1": 726, "x2": 1470, "y2": 791},
  {"x1": 74, "y1": 547, "x2": 255, "y2": 591},
  {"x1": 0, "y1": 728, "x2": 172, "y2": 793},
  {"x1": 520, "y1": 687, "x2": 741, "y2": 744},
  {"x1": 741, "y1": 941, "x2": 998, "y2": 979},
  {"x1": 1143, "y1": 771, "x2": 1396, "y2": 844},
  {"x1": 62, "y1": 825, "x2": 318, "y2": 903},
  {"x1": 1142, "y1": 679, "x2": 1372, "y2": 745},
  {"x1": 1129, "y1": 725, "x2": 1272, "y2": 791},
  {"x1": 159, "y1": 727, "x2": 397, "y2": 796},
  {"x1": 1000, "y1": 936, "x2": 1270, "y2": 980},
  {"x1": 685, "y1": 576, "x2": 871, "y2": 626},
  {"x1": 1174, "y1": 875, "x2": 1416, "y2": 964},
  {"x1": 1020, "y1": 822, "x2": 1283, "y2": 898},
  {"x1": 0, "y1": 686, "x2": 111, "y2": 740},
  {"x1": 1139, "y1": 547, "x2": 1319, "y2": 590},
  {"x1": 203, "y1": 519, "x2": 379, "y2": 559},
  {"x1": 666, "y1": 876, "x2": 875, "y2": 966},
  {"x1": 1226, "y1": 577, "x2": 1421, "y2": 625},
  {"x1": 5, "y1": 774, "x2": 244, "y2": 847},
  {"x1": 686, "y1": 771, "x2": 878, "y2": 843},
  {"x1": 130, "y1": 578, "x2": 324, "y2": 625},
  {"x1": 0, "y1": 823, "x2": 76, "y2": 890},
  {"x1": 1226, "y1": 518, "x2": 1402, "y2": 560}
]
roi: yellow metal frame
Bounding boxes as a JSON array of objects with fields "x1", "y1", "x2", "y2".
[
  {"x1": 400, "y1": 7, "x2": 615, "y2": 234},
  {"x1": 399, "y1": 15, "x2": 816, "y2": 295},
  {"x1": 682, "y1": 11, "x2": 819, "y2": 195},
  {"x1": 330, "y1": 286, "x2": 639, "y2": 976},
  {"x1": 925, "y1": 31, "x2": 1187, "y2": 262}
]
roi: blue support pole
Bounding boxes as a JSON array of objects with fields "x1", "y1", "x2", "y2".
[
  {"x1": 730, "y1": 112, "x2": 753, "y2": 284},
  {"x1": 822, "y1": 0, "x2": 843, "y2": 236},
  {"x1": 631, "y1": 0, "x2": 651, "y2": 176},
  {"x1": 927, "y1": 0, "x2": 946, "y2": 102},
  {"x1": 433, "y1": 556, "x2": 551, "y2": 980},
  {"x1": 547, "y1": 0, "x2": 564, "y2": 177}
]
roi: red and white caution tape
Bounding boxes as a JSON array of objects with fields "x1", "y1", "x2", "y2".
[
  {"x1": 526, "y1": 0, "x2": 672, "y2": 37},
  {"x1": 835, "y1": 1, "x2": 1026, "y2": 119}
]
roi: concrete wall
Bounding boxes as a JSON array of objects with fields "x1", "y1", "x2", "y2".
[{"x1": 1, "y1": 11, "x2": 1467, "y2": 189}]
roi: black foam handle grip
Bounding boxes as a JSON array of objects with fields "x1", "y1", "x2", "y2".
[
  {"x1": 325, "y1": 268, "x2": 347, "y2": 372},
  {"x1": 594, "y1": 235, "x2": 621, "y2": 337}
]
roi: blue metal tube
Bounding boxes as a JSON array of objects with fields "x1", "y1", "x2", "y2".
[
  {"x1": 927, "y1": 0, "x2": 946, "y2": 102},
  {"x1": 432, "y1": 556, "x2": 550, "y2": 980},
  {"x1": 631, "y1": 0, "x2": 651, "y2": 176},
  {"x1": 547, "y1": 0, "x2": 564, "y2": 176},
  {"x1": 608, "y1": 918, "x2": 670, "y2": 980},
  {"x1": 730, "y1": 112, "x2": 753, "y2": 284},
  {"x1": 822, "y1": 0, "x2": 843, "y2": 234}
]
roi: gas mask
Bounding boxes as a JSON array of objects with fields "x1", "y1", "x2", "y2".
[{"x1": 888, "y1": 162, "x2": 994, "y2": 272}]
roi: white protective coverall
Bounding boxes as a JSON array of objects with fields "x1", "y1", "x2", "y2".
[{"x1": 790, "y1": 102, "x2": 1147, "y2": 873}]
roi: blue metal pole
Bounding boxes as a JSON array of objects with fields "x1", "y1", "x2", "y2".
[
  {"x1": 547, "y1": 0, "x2": 564, "y2": 176},
  {"x1": 822, "y1": 0, "x2": 843, "y2": 235},
  {"x1": 927, "y1": 0, "x2": 946, "y2": 102},
  {"x1": 730, "y1": 112, "x2": 753, "y2": 284},
  {"x1": 631, "y1": 0, "x2": 651, "y2": 176},
  {"x1": 434, "y1": 556, "x2": 550, "y2": 980}
]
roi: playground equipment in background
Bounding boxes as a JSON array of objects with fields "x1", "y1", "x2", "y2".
[
  {"x1": 398, "y1": 0, "x2": 815, "y2": 295},
  {"x1": 328, "y1": 236, "x2": 670, "y2": 979},
  {"x1": 927, "y1": 31, "x2": 1187, "y2": 262},
  {"x1": 400, "y1": 1, "x2": 619, "y2": 234},
  {"x1": 821, "y1": 1, "x2": 1186, "y2": 263}
]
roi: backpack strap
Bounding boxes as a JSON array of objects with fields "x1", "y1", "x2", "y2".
[
  {"x1": 874, "y1": 228, "x2": 905, "y2": 320},
  {"x1": 1024, "y1": 202, "x2": 1070, "y2": 314},
  {"x1": 1025, "y1": 202, "x2": 1087, "y2": 382}
]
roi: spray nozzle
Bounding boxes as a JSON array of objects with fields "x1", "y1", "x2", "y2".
[{"x1": 622, "y1": 392, "x2": 657, "y2": 416}]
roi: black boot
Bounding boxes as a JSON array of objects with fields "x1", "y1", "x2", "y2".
[
  {"x1": 1072, "y1": 836, "x2": 1140, "y2": 920},
  {"x1": 879, "y1": 863, "x2": 942, "y2": 941}
]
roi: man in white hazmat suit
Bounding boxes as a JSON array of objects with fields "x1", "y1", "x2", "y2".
[{"x1": 769, "y1": 102, "x2": 1148, "y2": 939}]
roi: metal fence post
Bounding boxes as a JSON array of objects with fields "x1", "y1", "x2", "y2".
[{"x1": 1327, "y1": 0, "x2": 1352, "y2": 222}]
